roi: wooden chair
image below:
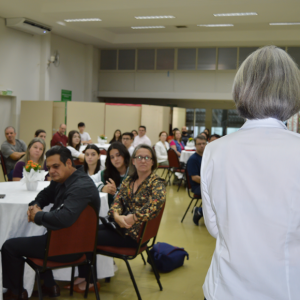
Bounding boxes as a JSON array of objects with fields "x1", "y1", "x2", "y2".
[
  {"x1": 153, "y1": 146, "x2": 169, "y2": 179},
  {"x1": 25, "y1": 204, "x2": 100, "y2": 300},
  {"x1": 99, "y1": 148, "x2": 107, "y2": 155},
  {"x1": 166, "y1": 148, "x2": 186, "y2": 191},
  {"x1": 73, "y1": 159, "x2": 84, "y2": 166},
  {"x1": 181, "y1": 168, "x2": 202, "y2": 223},
  {"x1": 97, "y1": 204, "x2": 166, "y2": 300},
  {"x1": 0, "y1": 150, "x2": 9, "y2": 181}
]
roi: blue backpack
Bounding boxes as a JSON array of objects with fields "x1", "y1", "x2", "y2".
[{"x1": 147, "y1": 242, "x2": 189, "y2": 272}]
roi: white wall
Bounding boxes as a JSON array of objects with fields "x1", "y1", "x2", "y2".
[
  {"x1": 0, "y1": 17, "x2": 42, "y2": 139},
  {"x1": 98, "y1": 70, "x2": 236, "y2": 100}
]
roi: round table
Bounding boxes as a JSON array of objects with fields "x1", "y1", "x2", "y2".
[
  {"x1": 180, "y1": 150, "x2": 196, "y2": 164},
  {"x1": 0, "y1": 181, "x2": 113, "y2": 298}
]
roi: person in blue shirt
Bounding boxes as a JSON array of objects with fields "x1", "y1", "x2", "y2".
[{"x1": 186, "y1": 135, "x2": 207, "y2": 225}]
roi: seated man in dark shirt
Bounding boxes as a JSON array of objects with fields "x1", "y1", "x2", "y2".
[
  {"x1": 2, "y1": 146, "x2": 100, "y2": 300},
  {"x1": 186, "y1": 135, "x2": 207, "y2": 225}
]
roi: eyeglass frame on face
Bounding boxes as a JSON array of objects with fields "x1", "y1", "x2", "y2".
[{"x1": 134, "y1": 155, "x2": 152, "y2": 162}]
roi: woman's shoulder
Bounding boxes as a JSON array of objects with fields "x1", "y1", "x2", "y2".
[
  {"x1": 15, "y1": 161, "x2": 25, "y2": 168},
  {"x1": 148, "y1": 173, "x2": 166, "y2": 187},
  {"x1": 169, "y1": 140, "x2": 175, "y2": 145}
]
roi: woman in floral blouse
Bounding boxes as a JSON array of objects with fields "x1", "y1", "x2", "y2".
[{"x1": 69, "y1": 144, "x2": 166, "y2": 293}]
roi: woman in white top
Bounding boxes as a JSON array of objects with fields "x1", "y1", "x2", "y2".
[
  {"x1": 84, "y1": 144, "x2": 101, "y2": 176},
  {"x1": 201, "y1": 46, "x2": 300, "y2": 300},
  {"x1": 67, "y1": 130, "x2": 84, "y2": 162},
  {"x1": 155, "y1": 131, "x2": 169, "y2": 166}
]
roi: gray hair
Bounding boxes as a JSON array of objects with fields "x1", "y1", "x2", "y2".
[
  {"x1": 232, "y1": 45, "x2": 300, "y2": 121},
  {"x1": 20, "y1": 137, "x2": 46, "y2": 167}
]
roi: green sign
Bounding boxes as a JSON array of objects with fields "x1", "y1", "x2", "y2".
[{"x1": 61, "y1": 89, "x2": 72, "y2": 101}]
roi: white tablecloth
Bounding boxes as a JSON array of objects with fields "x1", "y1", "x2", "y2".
[
  {"x1": 0, "y1": 181, "x2": 113, "y2": 299},
  {"x1": 180, "y1": 150, "x2": 195, "y2": 164},
  {"x1": 80, "y1": 143, "x2": 110, "y2": 153}
]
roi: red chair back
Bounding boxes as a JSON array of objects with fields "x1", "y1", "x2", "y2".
[
  {"x1": 99, "y1": 148, "x2": 107, "y2": 155},
  {"x1": 185, "y1": 168, "x2": 192, "y2": 190},
  {"x1": 47, "y1": 204, "x2": 98, "y2": 257},
  {"x1": 139, "y1": 203, "x2": 165, "y2": 245},
  {"x1": 167, "y1": 148, "x2": 181, "y2": 169},
  {"x1": 73, "y1": 159, "x2": 84, "y2": 166},
  {"x1": 0, "y1": 150, "x2": 8, "y2": 181}
]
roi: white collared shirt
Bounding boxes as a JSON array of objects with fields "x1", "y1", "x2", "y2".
[
  {"x1": 133, "y1": 134, "x2": 151, "y2": 147},
  {"x1": 201, "y1": 118, "x2": 300, "y2": 300}
]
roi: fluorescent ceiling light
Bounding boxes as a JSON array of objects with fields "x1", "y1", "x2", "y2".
[
  {"x1": 56, "y1": 21, "x2": 66, "y2": 26},
  {"x1": 214, "y1": 12, "x2": 257, "y2": 17},
  {"x1": 197, "y1": 24, "x2": 234, "y2": 27},
  {"x1": 131, "y1": 26, "x2": 165, "y2": 29},
  {"x1": 64, "y1": 18, "x2": 102, "y2": 22},
  {"x1": 135, "y1": 16, "x2": 175, "y2": 19},
  {"x1": 270, "y1": 22, "x2": 300, "y2": 26}
]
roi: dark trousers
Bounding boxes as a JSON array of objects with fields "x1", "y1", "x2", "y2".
[
  {"x1": 1, "y1": 234, "x2": 81, "y2": 294},
  {"x1": 7, "y1": 169, "x2": 13, "y2": 181},
  {"x1": 78, "y1": 225, "x2": 138, "y2": 278}
]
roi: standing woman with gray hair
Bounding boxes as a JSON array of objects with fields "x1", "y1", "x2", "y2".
[{"x1": 201, "y1": 46, "x2": 300, "y2": 300}]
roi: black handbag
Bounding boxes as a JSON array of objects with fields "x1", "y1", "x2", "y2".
[{"x1": 99, "y1": 197, "x2": 131, "y2": 238}]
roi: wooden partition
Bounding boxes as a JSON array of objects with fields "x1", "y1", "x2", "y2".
[
  {"x1": 105, "y1": 104, "x2": 141, "y2": 141},
  {"x1": 172, "y1": 107, "x2": 186, "y2": 131},
  {"x1": 141, "y1": 105, "x2": 171, "y2": 145},
  {"x1": 19, "y1": 101, "x2": 53, "y2": 148},
  {"x1": 52, "y1": 102, "x2": 66, "y2": 137},
  {"x1": 66, "y1": 102, "x2": 105, "y2": 142}
]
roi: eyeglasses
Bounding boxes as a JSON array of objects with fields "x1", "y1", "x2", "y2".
[
  {"x1": 134, "y1": 156, "x2": 152, "y2": 162},
  {"x1": 122, "y1": 138, "x2": 131, "y2": 141}
]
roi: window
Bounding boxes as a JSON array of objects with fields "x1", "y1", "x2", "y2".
[
  {"x1": 177, "y1": 48, "x2": 196, "y2": 70},
  {"x1": 212, "y1": 109, "x2": 245, "y2": 135},
  {"x1": 217, "y1": 48, "x2": 237, "y2": 70},
  {"x1": 137, "y1": 49, "x2": 155, "y2": 70},
  {"x1": 156, "y1": 49, "x2": 175, "y2": 70},
  {"x1": 100, "y1": 50, "x2": 117, "y2": 70},
  {"x1": 185, "y1": 108, "x2": 206, "y2": 137},
  {"x1": 198, "y1": 48, "x2": 216, "y2": 70},
  {"x1": 239, "y1": 47, "x2": 258, "y2": 66},
  {"x1": 118, "y1": 49, "x2": 135, "y2": 70},
  {"x1": 287, "y1": 47, "x2": 300, "y2": 66}
]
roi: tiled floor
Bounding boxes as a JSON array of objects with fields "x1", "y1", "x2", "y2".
[{"x1": 0, "y1": 168, "x2": 216, "y2": 299}]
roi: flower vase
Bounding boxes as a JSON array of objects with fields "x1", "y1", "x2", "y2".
[
  {"x1": 26, "y1": 181, "x2": 38, "y2": 191},
  {"x1": 99, "y1": 139, "x2": 105, "y2": 145}
]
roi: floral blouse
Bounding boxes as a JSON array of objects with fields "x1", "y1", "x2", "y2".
[{"x1": 108, "y1": 173, "x2": 166, "y2": 241}]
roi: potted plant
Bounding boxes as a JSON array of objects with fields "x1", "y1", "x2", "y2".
[
  {"x1": 98, "y1": 134, "x2": 107, "y2": 145},
  {"x1": 21, "y1": 160, "x2": 48, "y2": 191}
]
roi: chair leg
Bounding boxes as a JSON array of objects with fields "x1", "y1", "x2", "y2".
[
  {"x1": 91, "y1": 264, "x2": 100, "y2": 300},
  {"x1": 146, "y1": 249, "x2": 163, "y2": 291},
  {"x1": 70, "y1": 266, "x2": 75, "y2": 296},
  {"x1": 123, "y1": 258, "x2": 142, "y2": 300},
  {"x1": 181, "y1": 198, "x2": 195, "y2": 223},
  {"x1": 192, "y1": 199, "x2": 199, "y2": 212},
  {"x1": 140, "y1": 253, "x2": 146, "y2": 265},
  {"x1": 36, "y1": 269, "x2": 43, "y2": 300},
  {"x1": 84, "y1": 265, "x2": 91, "y2": 299}
]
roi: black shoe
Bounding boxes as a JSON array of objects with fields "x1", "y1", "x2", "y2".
[
  {"x1": 3, "y1": 289, "x2": 28, "y2": 300},
  {"x1": 193, "y1": 207, "x2": 203, "y2": 225},
  {"x1": 32, "y1": 284, "x2": 60, "y2": 298}
]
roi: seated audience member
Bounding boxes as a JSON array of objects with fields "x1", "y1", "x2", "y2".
[
  {"x1": 34, "y1": 129, "x2": 46, "y2": 141},
  {"x1": 84, "y1": 144, "x2": 101, "y2": 176},
  {"x1": 1, "y1": 146, "x2": 100, "y2": 299},
  {"x1": 109, "y1": 129, "x2": 122, "y2": 144},
  {"x1": 170, "y1": 129, "x2": 185, "y2": 157},
  {"x1": 167, "y1": 127, "x2": 178, "y2": 144},
  {"x1": 91, "y1": 143, "x2": 130, "y2": 207},
  {"x1": 133, "y1": 126, "x2": 151, "y2": 147},
  {"x1": 155, "y1": 131, "x2": 170, "y2": 166},
  {"x1": 51, "y1": 124, "x2": 67, "y2": 147},
  {"x1": 131, "y1": 130, "x2": 138, "y2": 139},
  {"x1": 209, "y1": 134, "x2": 221, "y2": 142},
  {"x1": 200, "y1": 131, "x2": 209, "y2": 140},
  {"x1": 181, "y1": 126, "x2": 191, "y2": 145},
  {"x1": 78, "y1": 122, "x2": 92, "y2": 145},
  {"x1": 67, "y1": 130, "x2": 84, "y2": 162},
  {"x1": 204, "y1": 128, "x2": 210, "y2": 139},
  {"x1": 186, "y1": 135, "x2": 207, "y2": 225},
  {"x1": 13, "y1": 138, "x2": 49, "y2": 181},
  {"x1": 70, "y1": 144, "x2": 166, "y2": 292},
  {"x1": 121, "y1": 132, "x2": 134, "y2": 156},
  {"x1": 1, "y1": 126, "x2": 27, "y2": 180}
]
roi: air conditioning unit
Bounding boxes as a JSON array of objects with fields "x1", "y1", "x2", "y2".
[{"x1": 5, "y1": 18, "x2": 52, "y2": 35}]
